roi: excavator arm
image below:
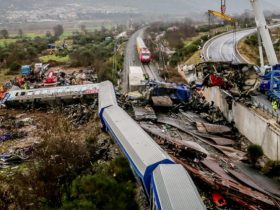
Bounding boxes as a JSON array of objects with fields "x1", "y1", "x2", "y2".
[{"x1": 208, "y1": 10, "x2": 237, "y2": 23}]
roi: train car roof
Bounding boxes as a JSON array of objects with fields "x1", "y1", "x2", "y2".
[
  {"x1": 152, "y1": 164, "x2": 206, "y2": 210},
  {"x1": 98, "y1": 81, "x2": 118, "y2": 114},
  {"x1": 5, "y1": 83, "x2": 99, "y2": 102},
  {"x1": 136, "y1": 37, "x2": 147, "y2": 49},
  {"x1": 103, "y1": 105, "x2": 173, "y2": 177}
]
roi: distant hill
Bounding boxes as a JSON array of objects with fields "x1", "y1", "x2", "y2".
[{"x1": 0, "y1": 0, "x2": 279, "y2": 15}]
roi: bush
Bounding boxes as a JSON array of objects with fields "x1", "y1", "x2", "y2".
[
  {"x1": 245, "y1": 35, "x2": 258, "y2": 46},
  {"x1": 262, "y1": 160, "x2": 280, "y2": 176},
  {"x1": 61, "y1": 157, "x2": 139, "y2": 210},
  {"x1": 247, "y1": 144, "x2": 264, "y2": 167},
  {"x1": 8, "y1": 62, "x2": 21, "y2": 74},
  {"x1": 0, "y1": 116, "x2": 91, "y2": 209},
  {"x1": 169, "y1": 43, "x2": 199, "y2": 66}
]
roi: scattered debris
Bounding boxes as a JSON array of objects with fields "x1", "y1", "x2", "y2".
[
  {"x1": 212, "y1": 193, "x2": 227, "y2": 207},
  {"x1": 133, "y1": 105, "x2": 157, "y2": 121},
  {"x1": 140, "y1": 122, "x2": 208, "y2": 159},
  {"x1": 196, "y1": 122, "x2": 231, "y2": 134},
  {"x1": 134, "y1": 107, "x2": 280, "y2": 209},
  {"x1": 184, "y1": 61, "x2": 261, "y2": 96},
  {"x1": 151, "y1": 96, "x2": 173, "y2": 107},
  {"x1": 62, "y1": 102, "x2": 97, "y2": 126}
]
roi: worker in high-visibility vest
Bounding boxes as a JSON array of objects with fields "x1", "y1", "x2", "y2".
[{"x1": 272, "y1": 100, "x2": 278, "y2": 112}]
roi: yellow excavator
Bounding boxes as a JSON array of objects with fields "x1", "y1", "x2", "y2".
[{"x1": 208, "y1": 0, "x2": 237, "y2": 23}]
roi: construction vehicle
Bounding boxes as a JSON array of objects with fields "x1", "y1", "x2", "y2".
[
  {"x1": 259, "y1": 65, "x2": 280, "y2": 92},
  {"x1": 208, "y1": 0, "x2": 237, "y2": 24},
  {"x1": 266, "y1": 70, "x2": 280, "y2": 105},
  {"x1": 247, "y1": 0, "x2": 280, "y2": 98},
  {"x1": 20, "y1": 63, "x2": 49, "y2": 80},
  {"x1": 212, "y1": 1, "x2": 279, "y2": 97}
]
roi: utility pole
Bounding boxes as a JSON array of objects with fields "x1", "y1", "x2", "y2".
[{"x1": 113, "y1": 38, "x2": 119, "y2": 79}]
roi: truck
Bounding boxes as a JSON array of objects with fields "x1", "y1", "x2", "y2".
[
  {"x1": 259, "y1": 65, "x2": 280, "y2": 92},
  {"x1": 266, "y1": 70, "x2": 280, "y2": 106},
  {"x1": 20, "y1": 63, "x2": 49, "y2": 79},
  {"x1": 20, "y1": 65, "x2": 32, "y2": 76}
]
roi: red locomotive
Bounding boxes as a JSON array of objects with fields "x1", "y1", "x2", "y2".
[{"x1": 136, "y1": 37, "x2": 152, "y2": 64}]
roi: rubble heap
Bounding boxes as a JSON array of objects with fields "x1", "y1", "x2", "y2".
[{"x1": 187, "y1": 62, "x2": 261, "y2": 96}]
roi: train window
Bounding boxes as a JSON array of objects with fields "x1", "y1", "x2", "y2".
[
  {"x1": 15, "y1": 92, "x2": 19, "y2": 96},
  {"x1": 20, "y1": 92, "x2": 26, "y2": 96}
]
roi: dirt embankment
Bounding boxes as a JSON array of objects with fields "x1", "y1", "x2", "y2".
[{"x1": 237, "y1": 39, "x2": 259, "y2": 65}]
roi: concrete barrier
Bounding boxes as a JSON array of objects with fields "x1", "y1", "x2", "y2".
[{"x1": 203, "y1": 87, "x2": 280, "y2": 161}]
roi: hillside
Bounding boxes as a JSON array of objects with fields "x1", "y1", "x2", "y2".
[{"x1": 0, "y1": 0, "x2": 279, "y2": 15}]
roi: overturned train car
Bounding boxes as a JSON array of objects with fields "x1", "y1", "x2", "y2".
[{"x1": 98, "y1": 81, "x2": 206, "y2": 210}]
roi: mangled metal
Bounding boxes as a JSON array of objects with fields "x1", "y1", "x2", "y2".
[
  {"x1": 151, "y1": 96, "x2": 173, "y2": 107},
  {"x1": 137, "y1": 108, "x2": 280, "y2": 209},
  {"x1": 140, "y1": 122, "x2": 208, "y2": 159},
  {"x1": 184, "y1": 61, "x2": 261, "y2": 96},
  {"x1": 133, "y1": 105, "x2": 157, "y2": 121},
  {"x1": 172, "y1": 155, "x2": 278, "y2": 210},
  {"x1": 2, "y1": 84, "x2": 99, "y2": 106}
]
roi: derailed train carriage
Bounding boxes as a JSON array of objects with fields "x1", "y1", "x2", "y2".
[{"x1": 98, "y1": 81, "x2": 206, "y2": 210}]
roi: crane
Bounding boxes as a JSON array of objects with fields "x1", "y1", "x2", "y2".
[
  {"x1": 210, "y1": 0, "x2": 278, "y2": 67},
  {"x1": 208, "y1": 0, "x2": 237, "y2": 23},
  {"x1": 208, "y1": 10, "x2": 237, "y2": 23}
]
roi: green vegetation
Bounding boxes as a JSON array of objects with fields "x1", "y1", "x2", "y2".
[
  {"x1": 0, "y1": 116, "x2": 139, "y2": 210},
  {"x1": 0, "y1": 36, "x2": 49, "y2": 74},
  {"x1": 169, "y1": 35, "x2": 209, "y2": 67},
  {"x1": 67, "y1": 28, "x2": 124, "y2": 84},
  {"x1": 39, "y1": 54, "x2": 70, "y2": 63},
  {"x1": 244, "y1": 34, "x2": 258, "y2": 47},
  {"x1": 262, "y1": 160, "x2": 280, "y2": 177},
  {"x1": 247, "y1": 144, "x2": 264, "y2": 167},
  {"x1": 24, "y1": 32, "x2": 45, "y2": 39},
  {"x1": 61, "y1": 158, "x2": 138, "y2": 210},
  {"x1": 0, "y1": 25, "x2": 123, "y2": 84},
  {"x1": 0, "y1": 38, "x2": 18, "y2": 47}
]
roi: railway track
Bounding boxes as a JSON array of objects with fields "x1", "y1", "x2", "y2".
[{"x1": 142, "y1": 63, "x2": 158, "y2": 80}]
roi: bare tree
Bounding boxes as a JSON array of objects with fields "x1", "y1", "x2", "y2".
[
  {"x1": 46, "y1": 31, "x2": 52, "y2": 37},
  {"x1": 53, "y1": 24, "x2": 64, "y2": 38},
  {"x1": 0, "y1": 29, "x2": 9, "y2": 39},
  {"x1": 18, "y1": 29, "x2": 23, "y2": 38},
  {"x1": 80, "y1": 24, "x2": 87, "y2": 34}
]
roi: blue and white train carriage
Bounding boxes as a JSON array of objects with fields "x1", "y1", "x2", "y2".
[{"x1": 98, "y1": 81, "x2": 206, "y2": 210}]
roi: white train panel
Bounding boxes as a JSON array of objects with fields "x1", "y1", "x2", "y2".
[
  {"x1": 98, "y1": 81, "x2": 117, "y2": 114},
  {"x1": 102, "y1": 105, "x2": 174, "y2": 193},
  {"x1": 152, "y1": 164, "x2": 207, "y2": 210}
]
